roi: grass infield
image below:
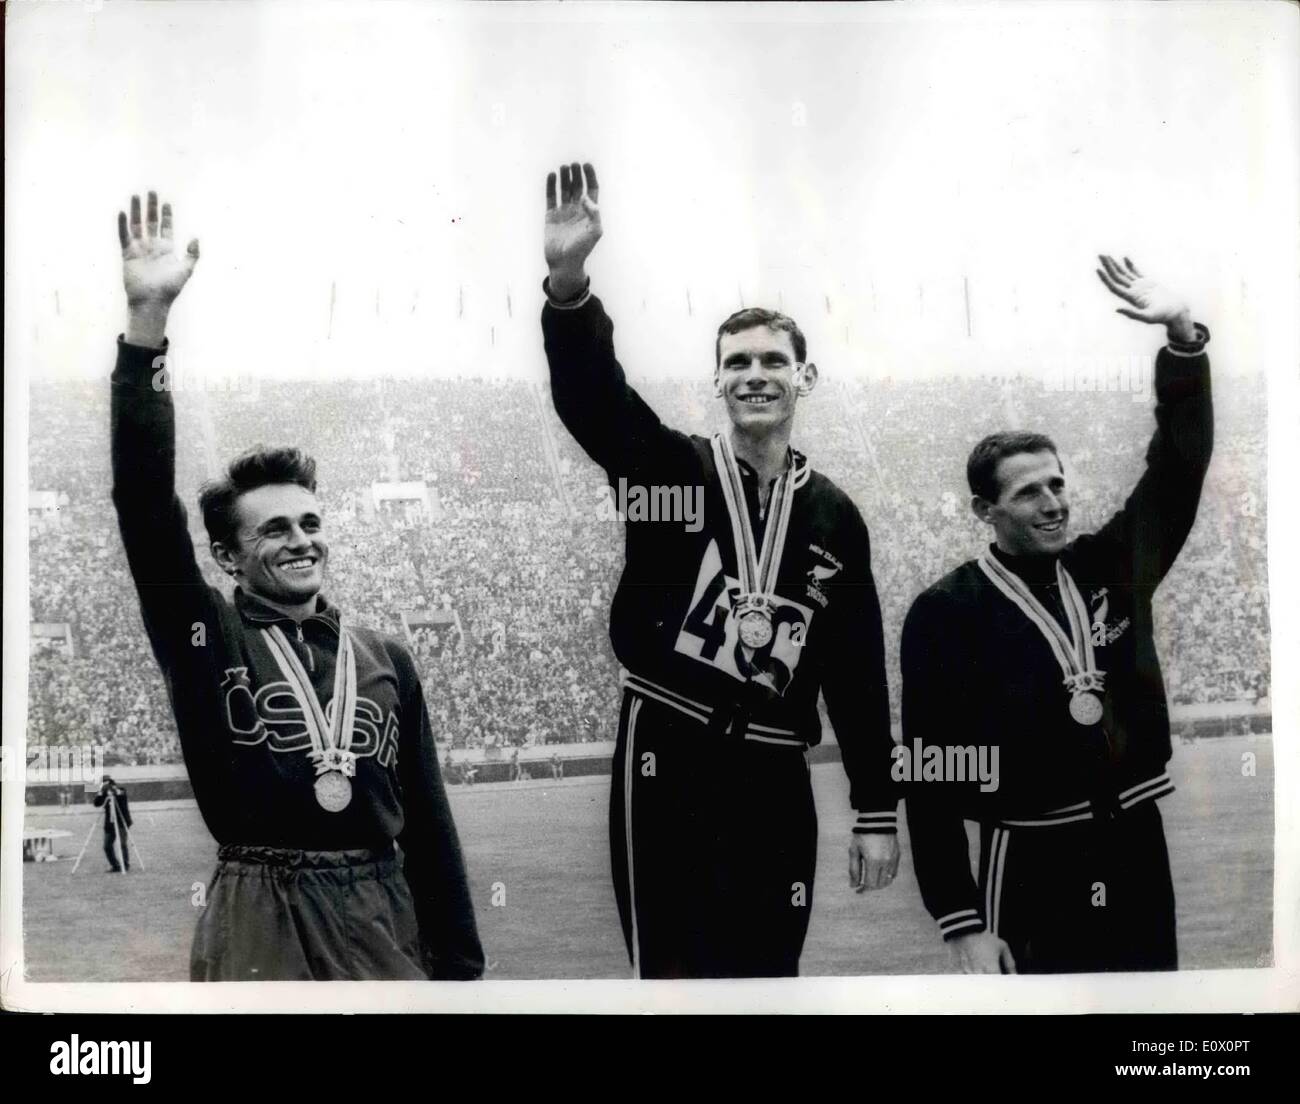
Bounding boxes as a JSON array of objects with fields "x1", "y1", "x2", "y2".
[{"x1": 22, "y1": 735, "x2": 1272, "y2": 981}]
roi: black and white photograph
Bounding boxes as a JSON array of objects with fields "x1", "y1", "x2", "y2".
[{"x1": 3, "y1": 0, "x2": 1297, "y2": 1017}]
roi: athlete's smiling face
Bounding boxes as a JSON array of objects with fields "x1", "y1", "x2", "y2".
[
  {"x1": 216, "y1": 483, "x2": 329, "y2": 606},
  {"x1": 974, "y1": 449, "x2": 1070, "y2": 557},
  {"x1": 714, "y1": 326, "x2": 817, "y2": 435}
]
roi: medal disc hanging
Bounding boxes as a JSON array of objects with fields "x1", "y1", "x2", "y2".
[
  {"x1": 738, "y1": 608, "x2": 774, "y2": 649},
  {"x1": 314, "y1": 771, "x2": 353, "y2": 812},
  {"x1": 978, "y1": 551, "x2": 1107, "y2": 728},
  {"x1": 262, "y1": 619, "x2": 360, "y2": 812},
  {"x1": 1069, "y1": 690, "x2": 1104, "y2": 727},
  {"x1": 712, "y1": 435, "x2": 797, "y2": 660}
]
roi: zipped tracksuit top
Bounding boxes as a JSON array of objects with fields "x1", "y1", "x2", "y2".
[
  {"x1": 110, "y1": 337, "x2": 484, "y2": 979},
  {"x1": 902, "y1": 326, "x2": 1214, "y2": 942},
  {"x1": 542, "y1": 288, "x2": 899, "y2": 831}
]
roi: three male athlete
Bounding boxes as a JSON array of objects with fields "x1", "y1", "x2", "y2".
[
  {"x1": 110, "y1": 191, "x2": 483, "y2": 980},
  {"x1": 903, "y1": 256, "x2": 1213, "y2": 973},
  {"x1": 540, "y1": 162, "x2": 899, "y2": 978}
]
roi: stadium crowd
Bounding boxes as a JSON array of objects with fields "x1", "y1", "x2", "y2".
[{"x1": 28, "y1": 361, "x2": 1269, "y2": 766}]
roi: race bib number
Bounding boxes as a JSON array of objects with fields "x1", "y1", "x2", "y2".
[{"x1": 674, "y1": 539, "x2": 814, "y2": 696}]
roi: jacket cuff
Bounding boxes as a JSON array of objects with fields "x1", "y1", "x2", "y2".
[
  {"x1": 542, "y1": 276, "x2": 592, "y2": 311},
  {"x1": 937, "y1": 908, "x2": 986, "y2": 942},
  {"x1": 852, "y1": 809, "x2": 898, "y2": 835},
  {"x1": 1165, "y1": 321, "x2": 1210, "y2": 358},
  {"x1": 115, "y1": 335, "x2": 170, "y2": 386}
]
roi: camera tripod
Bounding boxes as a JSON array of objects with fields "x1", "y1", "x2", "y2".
[{"x1": 71, "y1": 786, "x2": 147, "y2": 874}]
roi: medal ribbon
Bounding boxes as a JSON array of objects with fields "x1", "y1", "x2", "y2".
[
  {"x1": 711, "y1": 433, "x2": 797, "y2": 603},
  {"x1": 261, "y1": 620, "x2": 359, "y2": 774},
  {"x1": 977, "y1": 552, "x2": 1103, "y2": 693}
]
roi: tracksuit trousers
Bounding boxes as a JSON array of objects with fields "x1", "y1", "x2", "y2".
[
  {"x1": 977, "y1": 800, "x2": 1177, "y2": 974},
  {"x1": 610, "y1": 682, "x2": 819, "y2": 979},
  {"x1": 190, "y1": 843, "x2": 429, "y2": 981}
]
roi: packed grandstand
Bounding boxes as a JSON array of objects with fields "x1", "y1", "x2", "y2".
[{"x1": 27, "y1": 367, "x2": 1269, "y2": 766}]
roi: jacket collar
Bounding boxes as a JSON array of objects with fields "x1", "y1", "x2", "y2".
[
  {"x1": 989, "y1": 542, "x2": 1060, "y2": 587},
  {"x1": 235, "y1": 587, "x2": 342, "y2": 633},
  {"x1": 732, "y1": 447, "x2": 810, "y2": 487}
]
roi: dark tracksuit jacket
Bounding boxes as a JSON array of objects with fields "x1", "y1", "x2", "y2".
[
  {"x1": 110, "y1": 337, "x2": 483, "y2": 980},
  {"x1": 902, "y1": 325, "x2": 1213, "y2": 972},
  {"x1": 542, "y1": 286, "x2": 897, "y2": 977}
]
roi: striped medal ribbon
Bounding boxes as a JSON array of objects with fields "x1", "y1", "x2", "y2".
[
  {"x1": 977, "y1": 551, "x2": 1106, "y2": 726},
  {"x1": 261, "y1": 619, "x2": 360, "y2": 811},
  {"x1": 712, "y1": 433, "x2": 797, "y2": 652}
]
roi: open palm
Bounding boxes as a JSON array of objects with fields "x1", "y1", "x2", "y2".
[
  {"x1": 119, "y1": 191, "x2": 199, "y2": 306},
  {"x1": 545, "y1": 162, "x2": 602, "y2": 271},
  {"x1": 1095, "y1": 255, "x2": 1187, "y2": 325}
]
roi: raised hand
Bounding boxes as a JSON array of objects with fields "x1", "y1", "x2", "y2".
[
  {"x1": 118, "y1": 191, "x2": 199, "y2": 347},
  {"x1": 1096, "y1": 255, "x2": 1196, "y2": 342},
  {"x1": 119, "y1": 191, "x2": 200, "y2": 307},
  {"x1": 544, "y1": 162, "x2": 601, "y2": 301}
]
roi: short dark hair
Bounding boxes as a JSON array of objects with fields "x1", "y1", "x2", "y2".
[
  {"x1": 966, "y1": 431, "x2": 1060, "y2": 502},
  {"x1": 198, "y1": 446, "x2": 318, "y2": 546},
  {"x1": 715, "y1": 307, "x2": 807, "y2": 367}
]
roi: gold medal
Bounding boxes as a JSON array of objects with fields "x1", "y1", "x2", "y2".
[
  {"x1": 712, "y1": 436, "x2": 799, "y2": 670},
  {"x1": 314, "y1": 771, "x2": 353, "y2": 812},
  {"x1": 738, "y1": 607, "x2": 774, "y2": 649},
  {"x1": 1069, "y1": 690, "x2": 1104, "y2": 727}
]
